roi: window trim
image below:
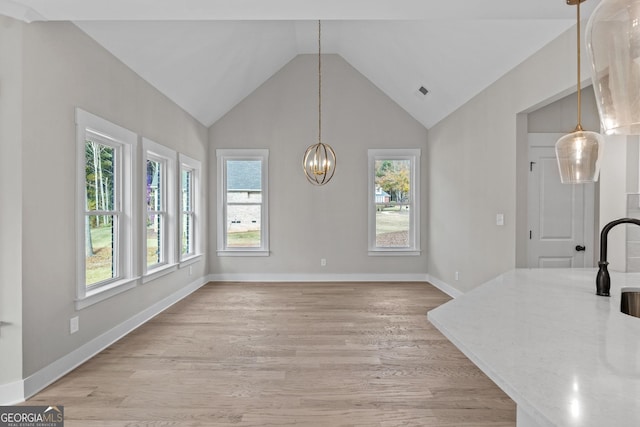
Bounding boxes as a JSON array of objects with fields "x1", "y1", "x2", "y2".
[
  {"x1": 216, "y1": 149, "x2": 270, "y2": 256},
  {"x1": 142, "y1": 138, "x2": 178, "y2": 282},
  {"x1": 75, "y1": 108, "x2": 139, "y2": 309},
  {"x1": 179, "y1": 153, "x2": 202, "y2": 264},
  {"x1": 367, "y1": 148, "x2": 421, "y2": 256}
]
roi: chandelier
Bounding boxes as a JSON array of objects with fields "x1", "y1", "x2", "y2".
[{"x1": 303, "y1": 20, "x2": 337, "y2": 186}]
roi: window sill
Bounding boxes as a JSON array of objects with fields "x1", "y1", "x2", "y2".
[
  {"x1": 217, "y1": 250, "x2": 270, "y2": 257},
  {"x1": 75, "y1": 277, "x2": 139, "y2": 310},
  {"x1": 179, "y1": 254, "x2": 203, "y2": 268},
  {"x1": 368, "y1": 250, "x2": 421, "y2": 257},
  {"x1": 142, "y1": 263, "x2": 178, "y2": 284}
]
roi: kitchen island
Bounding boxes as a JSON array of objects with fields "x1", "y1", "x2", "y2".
[{"x1": 428, "y1": 268, "x2": 640, "y2": 427}]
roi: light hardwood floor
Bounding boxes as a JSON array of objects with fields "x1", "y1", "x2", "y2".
[{"x1": 26, "y1": 282, "x2": 516, "y2": 426}]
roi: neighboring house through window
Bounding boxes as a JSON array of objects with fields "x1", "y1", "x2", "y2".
[
  {"x1": 368, "y1": 149, "x2": 421, "y2": 256},
  {"x1": 216, "y1": 149, "x2": 269, "y2": 256}
]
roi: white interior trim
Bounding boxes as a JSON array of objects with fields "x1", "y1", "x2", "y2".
[
  {"x1": 142, "y1": 138, "x2": 178, "y2": 276},
  {"x1": 179, "y1": 153, "x2": 202, "y2": 260},
  {"x1": 208, "y1": 273, "x2": 430, "y2": 282},
  {"x1": 9, "y1": 273, "x2": 452, "y2": 404},
  {"x1": 0, "y1": 379, "x2": 24, "y2": 406},
  {"x1": 75, "y1": 277, "x2": 138, "y2": 310},
  {"x1": 426, "y1": 274, "x2": 463, "y2": 299},
  {"x1": 216, "y1": 148, "x2": 270, "y2": 254},
  {"x1": 367, "y1": 148, "x2": 421, "y2": 253},
  {"x1": 23, "y1": 276, "x2": 208, "y2": 401},
  {"x1": 75, "y1": 108, "x2": 138, "y2": 303}
]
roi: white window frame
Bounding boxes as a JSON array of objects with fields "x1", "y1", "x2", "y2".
[
  {"x1": 179, "y1": 153, "x2": 202, "y2": 265},
  {"x1": 75, "y1": 108, "x2": 138, "y2": 310},
  {"x1": 142, "y1": 138, "x2": 177, "y2": 282},
  {"x1": 367, "y1": 148, "x2": 421, "y2": 256},
  {"x1": 216, "y1": 149, "x2": 269, "y2": 256}
]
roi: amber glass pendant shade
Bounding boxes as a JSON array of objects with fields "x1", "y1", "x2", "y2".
[
  {"x1": 555, "y1": 0, "x2": 603, "y2": 184},
  {"x1": 556, "y1": 128, "x2": 604, "y2": 183}
]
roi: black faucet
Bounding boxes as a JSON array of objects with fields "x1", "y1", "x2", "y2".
[{"x1": 596, "y1": 218, "x2": 640, "y2": 296}]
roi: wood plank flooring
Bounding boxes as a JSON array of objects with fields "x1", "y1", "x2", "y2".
[{"x1": 26, "y1": 282, "x2": 515, "y2": 426}]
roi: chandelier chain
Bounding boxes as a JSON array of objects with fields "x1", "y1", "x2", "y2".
[
  {"x1": 318, "y1": 19, "x2": 322, "y2": 144},
  {"x1": 302, "y1": 19, "x2": 336, "y2": 186}
]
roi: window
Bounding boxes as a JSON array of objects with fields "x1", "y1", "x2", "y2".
[
  {"x1": 180, "y1": 153, "x2": 201, "y2": 262},
  {"x1": 76, "y1": 108, "x2": 137, "y2": 308},
  {"x1": 143, "y1": 138, "x2": 177, "y2": 279},
  {"x1": 368, "y1": 149, "x2": 421, "y2": 255},
  {"x1": 216, "y1": 149, "x2": 269, "y2": 256}
]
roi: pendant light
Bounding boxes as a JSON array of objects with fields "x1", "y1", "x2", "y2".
[
  {"x1": 303, "y1": 20, "x2": 337, "y2": 186},
  {"x1": 556, "y1": 0, "x2": 604, "y2": 184},
  {"x1": 587, "y1": 0, "x2": 640, "y2": 135}
]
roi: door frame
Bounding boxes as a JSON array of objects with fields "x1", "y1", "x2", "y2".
[{"x1": 526, "y1": 132, "x2": 597, "y2": 268}]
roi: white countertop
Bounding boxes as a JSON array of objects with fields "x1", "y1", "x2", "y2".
[{"x1": 428, "y1": 268, "x2": 640, "y2": 427}]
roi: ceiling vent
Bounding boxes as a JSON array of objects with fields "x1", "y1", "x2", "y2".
[{"x1": 415, "y1": 86, "x2": 430, "y2": 101}]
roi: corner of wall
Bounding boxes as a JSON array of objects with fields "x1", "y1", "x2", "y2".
[{"x1": 0, "y1": 14, "x2": 24, "y2": 401}]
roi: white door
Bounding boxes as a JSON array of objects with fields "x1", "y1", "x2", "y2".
[{"x1": 528, "y1": 133, "x2": 596, "y2": 268}]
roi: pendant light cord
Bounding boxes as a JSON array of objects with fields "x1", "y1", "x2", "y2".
[
  {"x1": 576, "y1": 1, "x2": 583, "y2": 131},
  {"x1": 318, "y1": 20, "x2": 322, "y2": 144}
]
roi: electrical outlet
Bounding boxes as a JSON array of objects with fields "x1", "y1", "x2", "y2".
[
  {"x1": 321, "y1": 258, "x2": 327, "y2": 267},
  {"x1": 455, "y1": 271, "x2": 460, "y2": 281},
  {"x1": 496, "y1": 213, "x2": 505, "y2": 226},
  {"x1": 70, "y1": 316, "x2": 79, "y2": 334}
]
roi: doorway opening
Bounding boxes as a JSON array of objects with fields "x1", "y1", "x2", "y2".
[{"x1": 516, "y1": 86, "x2": 600, "y2": 268}]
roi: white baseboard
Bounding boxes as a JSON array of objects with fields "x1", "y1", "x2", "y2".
[
  {"x1": 11, "y1": 272, "x2": 457, "y2": 404},
  {"x1": 426, "y1": 274, "x2": 463, "y2": 298},
  {"x1": 0, "y1": 379, "x2": 24, "y2": 405},
  {"x1": 22, "y1": 275, "x2": 208, "y2": 401},
  {"x1": 207, "y1": 273, "x2": 430, "y2": 282}
]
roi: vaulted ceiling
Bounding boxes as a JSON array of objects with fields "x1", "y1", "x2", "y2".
[{"x1": 1, "y1": 0, "x2": 601, "y2": 128}]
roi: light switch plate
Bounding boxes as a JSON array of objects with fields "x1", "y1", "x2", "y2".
[
  {"x1": 496, "y1": 213, "x2": 505, "y2": 226},
  {"x1": 70, "y1": 316, "x2": 79, "y2": 334}
]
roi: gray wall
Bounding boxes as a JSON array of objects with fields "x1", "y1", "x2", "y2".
[
  {"x1": 599, "y1": 135, "x2": 640, "y2": 273},
  {"x1": 527, "y1": 86, "x2": 600, "y2": 133},
  {"x1": 4, "y1": 15, "x2": 633, "y2": 396},
  {"x1": 209, "y1": 54, "x2": 429, "y2": 278},
  {"x1": 17, "y1": 21, "x2": 208, "y2": 377},
  {"x1": 0, "y1": 16, "x2": 24, "y2": 390},
  {"x1": 427, "y1": 24, "x2": 590, "y2": 293}
]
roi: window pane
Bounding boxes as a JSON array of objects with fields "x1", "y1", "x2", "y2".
[
  {"x1": 375, "y1": 159, "x2": 411, "y2": 248},
  {"x1": 85, "y1": 141, "x2": 115, "y2": 211},
  {"x1": 226, "y1": 205, "x2": 261, "y2": 248},
  {"x1": 226, "y1": 160, "x2": 261, "y2": 197},
  {"x1": 86, "y1": 214, "x2": 116, "y2": 286},
  {"x1": 227, "y1": 191, "x2": 262, "y2": 204},
  {"x1": 146, "y1": 159, "x2": 161, "y2": 211},
  {"x1": 182, "y1": 169, "x2": 192, "y2": 211},
  {"x1": 147, "y1": 214, "x2": 162, "y2": 267},
  {"x1": 182, "y1": 213, "x2": 193, "y2": 255}
]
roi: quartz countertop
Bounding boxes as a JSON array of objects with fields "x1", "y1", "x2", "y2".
[{"x1": 428, "y1": 268, "x2": 640, "y2": 427}]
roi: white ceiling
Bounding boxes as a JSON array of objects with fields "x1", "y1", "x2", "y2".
[{"x1": 1, "y1": 0, "x2": 602, "y2": 128}]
